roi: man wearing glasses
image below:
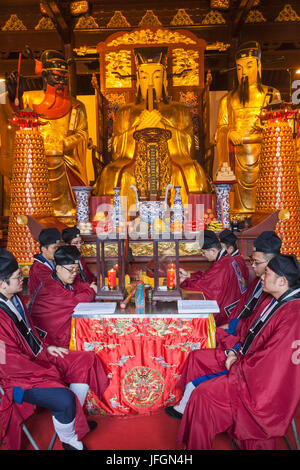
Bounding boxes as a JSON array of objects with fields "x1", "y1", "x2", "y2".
[
  {"x1": 62, "y1": 226, "x2": 96, "y2": 284},
  {"x1": 165, "y1": 230, "x2": 282, "y2": 422},
  {"x1": 28, "y1": 228, "x2": 61, "y2": 296},
  {"x1": 179, "y1": 230, "x2": 249, "y2": 326},
  {"x1": 30, "y1": 246, "x2": 97, "y2": 349},
  {"x1": 0, "y1": 249, "x2": 109, "y2": 450},
  {"x1": 216, "y1": 230, "x2": 282, "y2": 341},
  {"x1": 176, "y1": 253, "x2": 300, "y2": 450}
]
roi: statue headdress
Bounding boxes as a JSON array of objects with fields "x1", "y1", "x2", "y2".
[
  {"x1": 35, "y1": 50, "x2": 68, "y2": 76},
  {"x1": 235, "y1": 41, "x2": 261, "y2": 61},
  {"x1": 134, "y1": 47, "x2": 168, "y2": 68}
]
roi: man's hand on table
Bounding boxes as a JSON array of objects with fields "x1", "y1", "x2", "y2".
[
  {"x1": 179, "y1": 268, "x2": 191, "y2": 284},
  {"x1": 47, "y1": 346, "x2": 69, "y2": 358},
  {"x1": 90, "y1": 282, "x2": 97, "y2": 293},
  {"x1": 225, "y1": 351, "x2": 237, "y2": 370}
]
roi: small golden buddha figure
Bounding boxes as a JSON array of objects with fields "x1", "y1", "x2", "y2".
[
  {"x1": 215, "y1": 41, "x2": 281, "y2": 215},
  {"x1": 93, "y1": 47, "x2": 208, "y2": 210}
]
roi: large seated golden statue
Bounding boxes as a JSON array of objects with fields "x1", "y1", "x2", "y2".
[
  {"x1": 215, "y1": 41, "x2": 281, "y2": 216},
  {"x1": 93, "y1": 47, "x2": 208, "y2": 210}
]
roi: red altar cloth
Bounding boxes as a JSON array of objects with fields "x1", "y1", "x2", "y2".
[{"x1": 70, "y1": 314, "x2": 215, "y2": 416}]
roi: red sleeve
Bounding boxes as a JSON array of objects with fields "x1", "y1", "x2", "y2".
[
  {"x1": 180, "y1": 262, "x2": 223, "y2": 298},
  {"x1": 229, "y1": 300, "x2": 300, "y2": 438}
]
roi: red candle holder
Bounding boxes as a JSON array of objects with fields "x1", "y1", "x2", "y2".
[
  {"x1": 108, "y1": 268, "x2": 116, "y2": 290},
  {"x1": 167, "y1": 265, "x2": 176, "y2": 290}
]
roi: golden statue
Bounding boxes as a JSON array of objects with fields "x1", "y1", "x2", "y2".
[
  {"x1": 215, "y1": 41, "x2": 281, "y2": 215},
  {"x1": 93, "y1": 47, "x2": 208, "y2": 210},
  {"x1": 7, "y1": 50, "x2": 88, "y2": 218}
]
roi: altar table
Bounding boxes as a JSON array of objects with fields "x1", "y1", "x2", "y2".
[{"x1": 71, "y1": 302, "x2": 216, "y2": 416}]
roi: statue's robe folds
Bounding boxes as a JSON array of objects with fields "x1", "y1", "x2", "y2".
[
  {"x1": 23, "y1": 91, "x2": 89, "y2": 217},
  {"x1": 215, "y1": 84, "x2": 280, "y2": 214},
  {"x1": 94, "y1": 101, "x2": 208, "y2": 210}
]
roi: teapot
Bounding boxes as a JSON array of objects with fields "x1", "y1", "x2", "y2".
[{"x1": 130, "y1": 184, "x2": 173, "y2": 226}]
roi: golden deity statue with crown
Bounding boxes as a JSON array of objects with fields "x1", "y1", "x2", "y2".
[
  {"x1": 93, "y1": 46, "x2": 208, "y2": 210},
  {"x1": 215, "y1": 41, "x2": 281, "y2": 216}
]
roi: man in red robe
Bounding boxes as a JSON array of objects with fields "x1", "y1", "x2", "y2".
[
  {"x1": 28, "y1": 227, "x2": 61, "y2": 297},
  {"x1": 216, "y1": 230, "x2": 282, "y2": 344},
  {"x1": 170, "y1": 253, "x2": 300, "y2": 450},
  {"x1": 62, "y1": 226, "x2": 96, "y2": 284},
  {"x1": 180, "y1": 230, "x2": 248, "y2": 326},
  {"x1": 30, "y1": 245, "x2": 97, "y2": 348},
  {"x1": 218, "y1": 228, "x2": 249, "y2": 285},
  {"x1": 0, "y1": 249, "x2": 109, "y2": 450}
]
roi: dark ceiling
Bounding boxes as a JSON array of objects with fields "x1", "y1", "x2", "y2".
[{"x1": 0, "y1": 0, "x2": 299, "y2": 99}]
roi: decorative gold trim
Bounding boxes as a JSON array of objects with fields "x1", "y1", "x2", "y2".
[
  {"x1": 107, "y1": 29, "x2": 197, "y2": 47},
  {"x1": 40, "y1": 3, "x2": 47, "y2": 15},
  {"x1": 107, "y1": 11, "x2": 131, "y2": 28},
  {"x1": 105, "y1": 50, "x2": 132, "y2": 88},
  {"x1": 170, "y1": 9, "x2": 194, "y2": 26},
  {"x1": 74, "y1": 45, "x2": 97, "y2": 56},
  {"x1": 75, "y1": 14, "x2": 99, "y2": 29},
  {"x1": 206, "y1": 41, "x2": 230, "y2": 51},
  {"x1": 245, "y1": 9, "x2": 266, "y2": 23},
  {"x1": 2, "y1": 14, "x2": 27, "y2": 31},
  {"x1": 275, "y1": 4, "x2": 300, "y2": 22},
  {"x1": 70, "y1": 1, "x2": 89, "y2": 16},
  {"x1": 210, "y1": 0, "x2": 230, "y2": 9},
  {"x1": 138, "y1": 10, "x2": 162, "y2": 27},
  {"x1": 35, "y1": 16, "x2": 55, "y2": 30},
  {"x1": 202, "y1": 10, "x2": 226, "y2": 25},
  {"x1": 172, "y1": 48, "x2": 199, "y2": 87}
]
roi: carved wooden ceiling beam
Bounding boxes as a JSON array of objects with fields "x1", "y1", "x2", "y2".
[
  {"x1": 231, "y1": 0, "x2": 257, "y2": 38},
  {"x1": 40, "y1": 0, "x2": 72, "y2": 44}
]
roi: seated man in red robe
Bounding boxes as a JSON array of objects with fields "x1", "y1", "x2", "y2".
[
  {"x1": 218, "y1": 228, "x2": 249, "y2": 286},
  {"x1": 28, "y1": 228, "x2": 61, "y2": 297},
  {"x1": 216, "y1": 230, "x2": 282, "y2": 342},
  {"x1": 167, "y1": 253, "x2": 300, "y2": 450},
  {"x1": 62, "y1": 226, "x2": 96, "y2": 284},
  {"x1": 30, "y1": 245, "x2": 97, "y2": 348},
  {"x1": 0, "y1": 249, "x2": 109, "y2": 450},
  {"x1": 180, "y1": 230, "x2": 248, "y2": 325}
]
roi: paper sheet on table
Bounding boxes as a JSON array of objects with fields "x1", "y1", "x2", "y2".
[
  {"x1": 177, "y1": 300, "x2": 219, "y2": 314},
  {"x1": 74, "y1": 302, "x2": 117, "y2": 315}
]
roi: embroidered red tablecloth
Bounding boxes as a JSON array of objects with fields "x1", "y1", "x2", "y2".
[{"x1": 70, "y1": 314, "x2": 215, "y2": 416}]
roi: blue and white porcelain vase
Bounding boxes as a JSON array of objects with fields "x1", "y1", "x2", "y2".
[
  {"x1": 112, "y1": 187, "x2": 122, "y2": 229},
  {"x1": 72, "y1": 186, "x2": 92, "y2": 226},
  {"x1": 213, "y1": 183, "x2": 233, "y2": 228},
  {"x1": 172, "y1": 185, "x2": 184, "y2": 225}
]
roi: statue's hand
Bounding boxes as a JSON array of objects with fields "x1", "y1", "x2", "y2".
[
  {"x1": 228, "y1": 130, "x2": 243, "y2": 146},
  {"x1": 137, "y1": 109, "x2": 163, "y2": 130},
  {"x1": 6, "y1": 71, "x2": 23, "y2": 104}
]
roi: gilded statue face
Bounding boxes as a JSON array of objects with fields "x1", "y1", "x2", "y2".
[
  {"x1": 236, "y1": 56, "x2": 260, "y2": 86},
  {"x1": 137, "y1": 63, "x2": 166, "y2": 101}
]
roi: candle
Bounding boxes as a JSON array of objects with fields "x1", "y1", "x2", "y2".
[
  {"x1": 167, "y1": 265, "x2": 176, "y2": 290},
  {"x1": 108, "y1": 268, "x2": 116, "y2": 290}
]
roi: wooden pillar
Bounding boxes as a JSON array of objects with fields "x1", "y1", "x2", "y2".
[{"x1": 64, "y1": 42, "x2": 76, "y2": 98}]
